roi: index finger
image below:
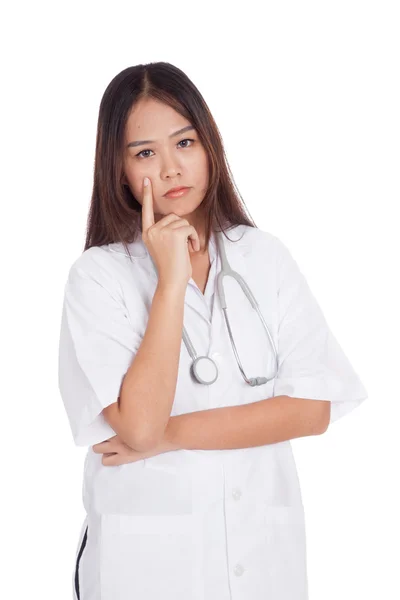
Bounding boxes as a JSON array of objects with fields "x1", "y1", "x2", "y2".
[{"x1": 141, "y1": 176, "x2": 155, "y2": 232}]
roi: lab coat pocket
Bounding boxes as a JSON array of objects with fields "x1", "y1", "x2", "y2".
[
  {"x1": 263, "y1": 505, "x2": 309, "y2": 600},
  {"x1": 100, "y1": 512, "x2": 204, "y2": 600}
]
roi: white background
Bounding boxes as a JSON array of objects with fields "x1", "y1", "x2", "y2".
[{"x1": 2, "y1": 0, "x2": 398, "y2": 598}]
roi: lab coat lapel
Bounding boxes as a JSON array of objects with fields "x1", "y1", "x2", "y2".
[{"x1": 184, "y1": 231, "x2": 248, "y2": 328}]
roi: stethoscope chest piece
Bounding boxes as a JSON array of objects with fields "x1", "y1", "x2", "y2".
[{"x1": 191, "y1": 355, "x2": 219, "y2": 385}]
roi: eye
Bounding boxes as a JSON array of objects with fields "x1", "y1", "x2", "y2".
[
  {"x1": 135, "y1": 138, "x2": 195, "y2": 159},
  {"x1": 177, "y1": 138, "x2": 195, "y2": 148}
]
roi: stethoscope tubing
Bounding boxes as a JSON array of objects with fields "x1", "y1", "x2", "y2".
[{"x1": 182, "y1": 230, "x2": 279, "y2": 386}]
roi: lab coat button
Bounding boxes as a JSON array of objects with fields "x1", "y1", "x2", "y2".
[
  {"x1": 234, "y1": 564, "x2": 245, "y2": 576},
  {"x1": 232, "y1": 488, "x2": 242, "y2": 500}
]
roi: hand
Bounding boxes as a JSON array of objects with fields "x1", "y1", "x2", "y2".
[
  {"x1": 141, "y1": 176, "x2": 200, "y2": 287},
  {"x1": 92, "y1": 433, "x2": 177, "y2": 466}
]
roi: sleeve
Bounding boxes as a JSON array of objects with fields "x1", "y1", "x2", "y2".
[
  {"x1": 272, "y1": 237, "x2": 368, "y2": 425},
  {"x1": 58, "y1": 264, "x2": 143, "y2": 446}
]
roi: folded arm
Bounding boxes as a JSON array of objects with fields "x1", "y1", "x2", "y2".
[{"x1": 161, "y1": 395, "x2": 331, "y2": 452}]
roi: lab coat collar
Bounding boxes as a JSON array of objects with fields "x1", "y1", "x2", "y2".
[{"x1": 107, "y1": 225, "x2": 249, "y2": 326}]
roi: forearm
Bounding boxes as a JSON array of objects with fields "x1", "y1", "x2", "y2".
[
  {"x1": 118, "y1": 282, "x2": 186, "y2": 450},
  {"x1": 164, "y1": 395, "x2": 329, "y2": 451}
]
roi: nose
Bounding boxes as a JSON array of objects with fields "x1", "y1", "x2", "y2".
[
  {"x1": 162, "y1": 167, "x2": 181, "y2": 180},
  {"x1": 160, "y1": 153, "x2": 182, "y2": 179}
]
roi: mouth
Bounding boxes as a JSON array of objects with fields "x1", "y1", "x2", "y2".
[{"x1": 163, "y1": 187, "x2": 191, "y2": 199}]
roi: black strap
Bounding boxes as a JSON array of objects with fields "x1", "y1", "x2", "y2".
[{"x1": 74, "y1": 526, "x2": 88, "y2": 600}]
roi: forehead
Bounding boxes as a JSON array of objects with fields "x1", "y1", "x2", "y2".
[{"x1": 125, "y1": 98, "x2": 191, "y2": 139}]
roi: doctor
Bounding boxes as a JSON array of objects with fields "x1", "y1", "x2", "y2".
[{"x1": 58, "y1": 63, "x2": 368, "y2": 600}]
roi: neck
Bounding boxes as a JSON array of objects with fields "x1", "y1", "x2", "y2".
[{"x1": 185, "y1": 209, "x2": 207, "y2": 251}]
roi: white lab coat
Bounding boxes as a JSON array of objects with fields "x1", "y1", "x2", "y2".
[{"x1": 58, "y1": 224, "x2": 368, "y2": 600}]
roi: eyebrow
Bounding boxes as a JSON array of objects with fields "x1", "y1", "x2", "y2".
[{"x1": 126, "y1": 125, "x2": 196, "y2": 148}]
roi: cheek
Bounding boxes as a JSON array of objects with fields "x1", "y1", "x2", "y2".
[
  {"x1": 188, "y1": 149, "x2": 208, "y2": 179},
  {"x1": 125, "y1": 167, "x2": 146, "y2": 200}
]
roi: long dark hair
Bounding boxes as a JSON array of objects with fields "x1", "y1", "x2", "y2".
[{"x1": 84, "y1": 62, "x2": 257, "y2": 258}]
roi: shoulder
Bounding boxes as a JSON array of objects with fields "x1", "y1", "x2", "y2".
[
  {"x1": 65, "y1": 244, "x2": 131, "y2": 302},
  {"x1": 67, "y1": 245, "x2": 111, "y2": 281},
  {"x1": 231, "y1": 223, "x2": 288, "y2": 260}
]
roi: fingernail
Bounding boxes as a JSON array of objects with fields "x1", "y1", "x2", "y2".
[{"x1": 144, "y1": 177, "x2": 149, "y2": 187}]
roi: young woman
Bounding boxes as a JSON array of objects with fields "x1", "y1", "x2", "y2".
[{"x1": 58, "y1": 62, "x2": 368, "y2": 600}]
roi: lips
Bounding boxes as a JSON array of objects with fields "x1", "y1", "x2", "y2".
[
  {"x1": 164, "y1": 187, "x2": 191, "y2": 199},
  {"x1": 164, "y1": 186, "x2": 190, "y2": 196}
]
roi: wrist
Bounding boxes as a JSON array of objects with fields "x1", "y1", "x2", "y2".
[{"x1": 156, "y1": 281, "x2": 187, "y2": 298}]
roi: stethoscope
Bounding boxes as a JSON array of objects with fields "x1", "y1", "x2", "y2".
[{"x1": 148, "y1": 230, "x2": 279, "y2": 386}]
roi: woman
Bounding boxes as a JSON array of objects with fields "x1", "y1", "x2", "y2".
[{"x1": 58, "y1": 62, "x2": 368, "y2": 600}]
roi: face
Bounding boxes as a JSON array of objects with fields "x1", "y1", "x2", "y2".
[{"x1": 122, "y1": 98, "x2": 209, "y2": 229}]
